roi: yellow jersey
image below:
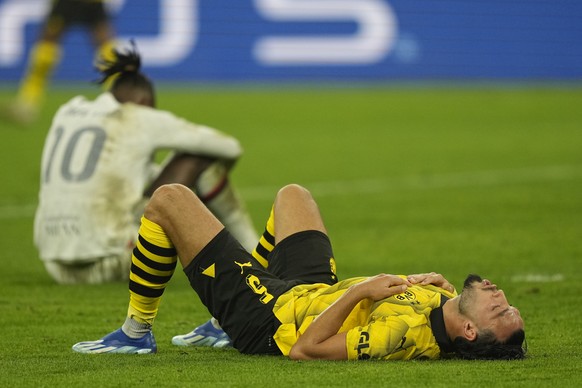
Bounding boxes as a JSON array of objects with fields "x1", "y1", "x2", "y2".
[{"x1": 272, "y1": 276, "x2": 457, "y2": 360}]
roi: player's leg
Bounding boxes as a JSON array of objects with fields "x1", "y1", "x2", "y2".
[
  {"x1": 183, "y1": 183, "x2": 324, "y2": 276},
  {"x1": 72, "y1": 184, "x2": 223, "y2": 354},
  {"x1": 172, "y1": 204, "x2": 273, "y2": 348},
  {"x1": 273, "y1": 184, "x2": 327, "y2": 242},
  {"x1": 161, "y1": 155, "x2": 258, "y2": 347},
  {"x1": 216, "y1": 183, "x2": 328, "y2": 278},
  {"x1": 146, "y1": 154, "x2": 259, "y2": 252},
  {"x1": 195, "y1": 161, "x2": 259, "y2": 252},
  {"x1": 122, "y1": 185, "x2": 222, "y2": 335},
  {"x1": 175, "y1": 184, "x2": 335, "y2": 353},
  {"x1": 251, "y1": 206, "x2": 276, "y2": 268},
  {"x1": 144, "y1": 153, "x2": 212, "y2": 196},
  {"x1": 267, "y1": 184, "x2": 338, "y2": 285},
  {"x1": 144, "y1": 184, "x2": 224, "y2": 270},
  {"x1": 89, "y1": 6, "x2": 117, "y2": 72},
  {"x1": 180, "y1": 220, "x2": 292, "y2": 355},
  {"x1": 8, "y1": 20, "x2": 64, "y2": 124},
  {"x1": 181, "y1": 183, "x2": 333, "y2": 286}
]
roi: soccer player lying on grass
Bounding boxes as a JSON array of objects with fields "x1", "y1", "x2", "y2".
[{"x1": 73, "y1": 183, "x2": 526, "y2": 360}]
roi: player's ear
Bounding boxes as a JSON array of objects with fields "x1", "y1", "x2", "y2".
[{"x1": 462, "y1": 320, "x2": 478, "y2": 341}]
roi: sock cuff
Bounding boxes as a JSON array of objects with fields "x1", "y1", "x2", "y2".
[
  {"x1": 139, "y1": 216, "x2": 174, "y2": 250},
  {"x1": 122, "y1": 315, "x2": 152, "y2": 338}
]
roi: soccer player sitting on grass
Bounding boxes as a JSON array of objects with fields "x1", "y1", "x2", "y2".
[
  {"x1": 34, "y1": 42, "x2": 256, "y2": 348},
  {"x1": 73, "y1": 183, "x2": 526, "y2": 360}
]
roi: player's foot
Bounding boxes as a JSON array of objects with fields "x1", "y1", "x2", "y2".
[
  {"x1": 172, "y1": 318, "x2": 232, "y2": 348},
  {"x1": 72, "y1": 328, "x2": 157, "y2": 354}
]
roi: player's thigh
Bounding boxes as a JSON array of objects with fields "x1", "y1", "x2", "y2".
[
  {"x1": 145, "y1": 184, "x2": 223, "y2": 265},
  {"x1": 268, "y1": 230, "x2": 338, "y2": 285},
  {"x1": 185, "y1": 230, "x2": 289, "y2": 354},
  {"x1": 273, "y1": 184, "x2": 327, "y2": 244},
  {"x1": 50, "y1": 0, "x2": 109, "y2": 27}
]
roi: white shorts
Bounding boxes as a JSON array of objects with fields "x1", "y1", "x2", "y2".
[{"x1": 43, "y1": 251, "x2": 132, "y2": 284}]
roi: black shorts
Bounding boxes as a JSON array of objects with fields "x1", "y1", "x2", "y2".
[
  {"x1": 183, "y1": 229, "x2": 337, "y2": 355},
  {"x1": 48, "y1": 0, "x2": 110, "y2": 29}
]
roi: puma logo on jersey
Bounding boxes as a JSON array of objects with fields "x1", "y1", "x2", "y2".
[
  {"x1": 235, "y1": 261, "x2": 252, "y2": 274},
  {"x1": 396, "y1": 336, "x2": 407, "y2": 351}
]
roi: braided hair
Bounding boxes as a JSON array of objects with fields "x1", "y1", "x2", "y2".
[{"x1": 95, "y1": 40, "x2": 155, "y2": 106}]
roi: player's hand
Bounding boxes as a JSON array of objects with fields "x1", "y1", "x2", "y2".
[
  {"x1": 355, "y1": 274, "x2": 412, "y2": 301},
  {"x1": 407, "y1": 272, "x2": 455, "y2": 293}
]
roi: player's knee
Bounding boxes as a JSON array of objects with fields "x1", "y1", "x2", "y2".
[
  {"x1": 277, "y1": 184, "x2": 312, "y2": 202},
  {"x1": 145, "y1": 183, "x2": 192, "y2": 222}
]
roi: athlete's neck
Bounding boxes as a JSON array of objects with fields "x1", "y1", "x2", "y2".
[{"x1": 442, "y1": 296, "x2": 464, "y2": 342}]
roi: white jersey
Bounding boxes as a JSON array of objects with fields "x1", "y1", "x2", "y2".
[{"x1": 34, "y1": 92, "x2": 242, "y2": 263}]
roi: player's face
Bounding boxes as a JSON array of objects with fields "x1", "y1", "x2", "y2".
[{"x1": 459, "y1": 275, "x2": 524, "y2": 342}]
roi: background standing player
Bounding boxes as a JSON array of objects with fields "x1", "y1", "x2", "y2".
[{"x1": 3, "y1": 0, "x2": 117, "y2": 124}]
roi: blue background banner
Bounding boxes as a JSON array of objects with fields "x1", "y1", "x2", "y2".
[{"x1": 0, "y1": 0, "x2": 581, "y2": 82}]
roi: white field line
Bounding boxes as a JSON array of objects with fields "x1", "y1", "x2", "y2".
[
  {"x1": 510, "y1": 273, "x2": 565, "y2": 283},
  {"x1": 239, "y1": 164, "x2": 582, "y2": 201},
  {"x1": 1, "y1": 164, "x2": 581, "y2": 220}
]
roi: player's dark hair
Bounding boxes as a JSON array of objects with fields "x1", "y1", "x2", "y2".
[
  {"x1": 95, "y1": 40, "x2": 155, "y2": 103},
  {"x1": 453, "y1": 328, "x2": 526, "y2": 360}
]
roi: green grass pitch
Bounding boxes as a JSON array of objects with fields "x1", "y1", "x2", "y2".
[{"x1": 1, "y1": 84, "x2": 581, "y2": 387}]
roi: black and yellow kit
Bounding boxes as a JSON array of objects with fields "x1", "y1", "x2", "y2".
[
  {"x1": 183, "y1": 228, "x2": 457, "y2": 359},
  {"x1": 47, "y1": 0, "x2": 109, "y2": 29},
  {"x1": 274, "y1": 278, "x2": 457, "y2": 360}
]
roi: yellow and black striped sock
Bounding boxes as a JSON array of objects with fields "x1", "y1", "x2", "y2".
[
  {"x1": 123, "y1": 217, "x2": 177, "y2": 337},
  {"x1": 251, "y1": 206, "x2": 275, "y2": 268}
]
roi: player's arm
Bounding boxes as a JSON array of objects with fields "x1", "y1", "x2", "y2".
[
  {"x1": 289, "y1": 274, "x2": 411, "y2": 360},
  {"x1": 406, "y1": 272, "x2": 455, "y2": 294},
  {"x1": 143, "y1": 109, "x2": 243, "y2": 161}
]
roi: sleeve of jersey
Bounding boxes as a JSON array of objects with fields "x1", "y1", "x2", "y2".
[
  {"x1": 138, "y1": 108, "x2": 243, "y2": 160},
  {"x1": 345, "y1": 318, "x2": 416, "y2": 360}
]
